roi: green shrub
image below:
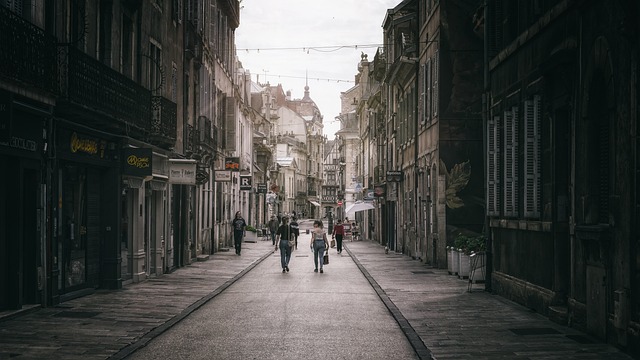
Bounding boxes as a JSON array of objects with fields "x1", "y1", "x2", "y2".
[{"x1": 246, "y1": 225, "x2": 257, "y2": 232}]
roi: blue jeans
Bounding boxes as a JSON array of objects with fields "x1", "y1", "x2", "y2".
[
  {"x1": 270, "y1": 232, "x2": 277, "y2": 245},
  {"x1": 233, "y1": 231, "x2": 243, "y2": 254},
  {"x1": 279, "y1": 239, "x2": 291, "y2": 269},
  {"x1": 313, "y1": 241, "x2": 326, "y2": 270}
]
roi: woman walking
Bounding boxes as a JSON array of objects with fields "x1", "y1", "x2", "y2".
[
  {"x1": 275, "y1": 216, "x2": 292, "y2": 273},
  {"x1": 332, "y1": 219, "x2": 345, "y2": 254},
  {"x1": 309, "y1": 220, "x2": 329, "y2": 273}
]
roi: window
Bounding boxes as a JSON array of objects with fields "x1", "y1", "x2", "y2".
[
  {"x1": 422, "y1": 60, "x2": 431, "y2": 124},
  {"x1": 148, "y1": 41, "x2": 162, "y2": 93},
  {"x1": 524, "y1": 95, "x2": 541, "y2": 218},
  {"x1": 121, "y1": 13, "x2": 134, "y2": 78},
  {"x1": 503, "y1": 106, "x2": 519, "y2": 217},
  {"x1": 487, "y1": 115, "x2": 500, "y2": 216}
]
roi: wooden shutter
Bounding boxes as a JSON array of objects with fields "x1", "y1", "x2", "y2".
[
  {"x1": 423, "y1": 60, "x2": 431, "y2": 123},
  {"x1": 503, "y1": 106, "x2": 518, "y2": 217},
  {"x1": 433, "y1": 50, "x2": 439, "y2": 117},
  {"x1": 225, "y1": 95, "x2": 236, "y2": 151},
  {"x1": 524, "y1": 95, "x2": 541, "y2": 218},
  {"x1": 487, "y1": 115, "x2": 500, "y2": 216}
]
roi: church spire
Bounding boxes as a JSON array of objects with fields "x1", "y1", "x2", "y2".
[{"x1": 303, "y1": 69, "x2": 311, "y2": 100}]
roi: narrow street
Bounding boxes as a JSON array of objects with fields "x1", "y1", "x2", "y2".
[{"x1": 126, "y1": 231, "x2": 418, "y2": 360}]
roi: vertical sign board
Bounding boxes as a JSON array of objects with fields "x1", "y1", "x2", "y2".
[
  {"x1": 239, "y1": 175, "x2": 252, "y2": 190},
  {"x1": 257, "y1": 183, "x2": 267, "y2": 194},
  {"x1": 169, "y1": 159, "x2": 197, "y2": 185}
]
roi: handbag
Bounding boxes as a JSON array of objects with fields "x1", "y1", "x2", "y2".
[
  {"x1": 287, "y1": 227, "x2": 295, "y2": 248},
  {"x1": 330, "y1": 239, "x2": 336, "y2": 248},
  {"x1": 323, "y1": 252, "x2": 329, "y2": 265}
]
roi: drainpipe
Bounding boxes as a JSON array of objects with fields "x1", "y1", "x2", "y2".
[{"x1": 483, "y1": 0, "x2": 492, "y2": 292}]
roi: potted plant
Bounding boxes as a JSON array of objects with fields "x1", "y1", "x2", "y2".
[
  {"x1": 467, "y1": 235, "x2": 487, "y2": 283},
  {"x1": 454, "y1": 235, "x2": 470, "y2": 279}
]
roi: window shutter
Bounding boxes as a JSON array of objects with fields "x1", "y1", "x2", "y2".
[
  {"x1": 225, "y1": 96, "x2": 236, "y2": 151},
  {"x1": 487, "y1": 115, "x2": 501, "y2": 216},
  {"x1": 524, "y1": 95, "x2": 541, "y2": 218},
  {"x1": 503, "y1": 106, "x2": 518, "y2": 217},
  {"x1": 433, "y1": 50, "x2": 439, "y2": 117},
  {"x1": 424, "y1": 60, "x2": 431, "y2": 123}
]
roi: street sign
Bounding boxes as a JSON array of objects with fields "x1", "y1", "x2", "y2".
[{"x1": 240, "y1": 175, "x2": 252, "y2": 190}]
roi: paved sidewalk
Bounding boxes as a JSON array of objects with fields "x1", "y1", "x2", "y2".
[
  {"x1": 0, "y1": 227, "x2": 634, "y2": 360},
  {"x1": 0, "y1": 231, "x2": 275, "y2": 360},
  {"x1": 343, "y1": 240, "x2": 633, "y2": 360}
]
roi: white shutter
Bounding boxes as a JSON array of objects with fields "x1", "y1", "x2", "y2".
[
  {"x1": 487, "y1": 115, "x2": 500, "y2": 216},
  {"x1": 524, "y1": 95, "x2": 541, "y2": 218},
  {"x1": 225, "y1": 96, "x2": 236, "y2": 151},
  {"x1": 503, "y1": 106, "x2": 519, "y2": 217}
]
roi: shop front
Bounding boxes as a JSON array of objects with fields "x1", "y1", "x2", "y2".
[
  {"x1": 0, "y1": 91, "x2": 50, "y2": 310},
  {"x1": 52, "y1": 126, "x2": 120, "y2": 303}
]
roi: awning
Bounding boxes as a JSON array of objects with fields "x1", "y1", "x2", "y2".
[{"x1": 309, "y1": 200, "x2": 321, "y2": 207}]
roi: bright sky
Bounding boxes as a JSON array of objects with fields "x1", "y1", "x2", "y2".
[{"x1": 235, "y1": 0, "x2": 401, "y2": 139}]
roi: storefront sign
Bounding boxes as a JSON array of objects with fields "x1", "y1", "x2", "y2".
[
  {"x1": 122, "y1": 148, "x2": 152, "y2": 177},
  {"x1": 257, "y1": 183, "x2": 267, "y2": 194},
  {"x1": 225, "y1": 157, "x2": 240, "y2": 171},
  {"x1": 240, "y1": 175, "x2": 252, "y2": 190},
  {"x1": 386, "y1": 170, "x2": 404, "y2": 182},
  {"x1": 169, "y1": 159, "x2": 197, "y2": 185},
  {"x1": 215, "y1": 170, "x2": 231, "y2": 182}
]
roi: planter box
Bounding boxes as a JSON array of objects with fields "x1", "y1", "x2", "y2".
[
  {"x1": 469, "y1": 252, "x2": 486, "y2": 283},
  {"x1": 449, "y1": 247, "x2": 459, "y2": 275},
  {"x1": 458, "y1": 250, "x2": 470, "y2": 279}
]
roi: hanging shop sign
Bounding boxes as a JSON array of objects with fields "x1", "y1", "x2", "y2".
[
  {"x1": 386, "y1": 170, "x2": 404, "y2": 182},
  {"x1": 225, "y1": 157, "x2": 240, "y2": 171},
  {"x1": 122, "y1": 147, "x2": 152, "y2": 178},
  {"x1": 257, "y1": 183, "x2": 267, "y2": 194},
  {"x1": 169, "y1": 159, "x2": 197, "y2": 185},
  {"x1": 240, "y1": 175, "x2": 252, "y2": 190},
  {"x1": 215, "y1": 170, "x2": 232, "y2": 182}
]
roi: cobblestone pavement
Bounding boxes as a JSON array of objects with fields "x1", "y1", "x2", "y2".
[{"x1": 0, "y1": 221, "x2": 634, "y2": 360}]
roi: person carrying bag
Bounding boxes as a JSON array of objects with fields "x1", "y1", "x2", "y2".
[{"x1": 309, "y1": 220, "x2": 329, "y2": 273}]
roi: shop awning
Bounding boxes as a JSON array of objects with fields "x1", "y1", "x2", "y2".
[{"x1": 309, "y1": 200, "x2": 321, "y2": 207}]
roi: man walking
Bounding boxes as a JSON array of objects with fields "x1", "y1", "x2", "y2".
[
  {"x1": 268, "y1": 215, "x2": 279, "y2": 249},
  {"x1": 231, "y1": 212, "x2": 247, "y2": 256}
]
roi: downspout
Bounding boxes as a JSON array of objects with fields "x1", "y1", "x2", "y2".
[{"x1": 483, "y1": 0, "x2": 492, "y2": 292}]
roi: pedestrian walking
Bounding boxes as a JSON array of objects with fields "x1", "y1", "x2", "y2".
[
  {"x1": 332, "y1": 219, "x2": 345, "y2": 254},
  {"x1": 231, "y1": 211, "x2": 247, "y2": 256},
  {"x1": 268, "y1": 215, "x2": 279, "y2": 248},
  {"x1": 276, "y1": 216, "x2": 293, "y2": 273},
  {"x1": 290, "y1": 217, "x2": 300, "y2": 250},
  {"x1": 309, "y1": 220, "x2": 329, "y2": 273}
]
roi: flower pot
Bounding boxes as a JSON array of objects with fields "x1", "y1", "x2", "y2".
[
  {"x1": 450, "y1": 247, "x2": 459, "y2": 275},
  {"x1": 469, "y1": 252, "x2": 486, "y2": 283},
  {"x1": 458, "y1": 250, "x2": 470, "y2": 279}
]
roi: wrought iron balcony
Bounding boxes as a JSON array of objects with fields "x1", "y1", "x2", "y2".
[
  {"x1": 196, "y1": 115, "x2": 215, "y2": 149},
  {"x1": 57, "y1": 46, "x2": 151, "y2": 137},
  {"x1": 0, "y1": 6, "x2": 57, "y2": 94},
  {"x1": 307, "y1": 190, "x2": 317, "y2": 197},
  {"x1": 185, "y1": 124, "x2": 197, "y2": 158},
  {"x1": 150, "y1": 96, "x2": 177, "y2": 149}
]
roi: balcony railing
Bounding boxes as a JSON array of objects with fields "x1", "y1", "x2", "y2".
[
  {"x1": 307, "y1": 190, "x2": 317, "y2": 197},
  {"x1": 185, "y1": 124, "x2": 195, "y2": 156},
  {"x1": 0, "y1": 6, "x2": 57, "y2": 93},
  {"x1": 197, "y1": 115, "x2": 215, "y2": 149},
  {"x1": 150, "y1": 96, "x2": 177, "y2": 148},
  {"x1": 58, "y1": 46, "x2": 151, "y2": 135}
]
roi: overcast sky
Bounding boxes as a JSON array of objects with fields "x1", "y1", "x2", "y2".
[{"x1": 235, "y1": 0, "x2": 401, "y2": 139}]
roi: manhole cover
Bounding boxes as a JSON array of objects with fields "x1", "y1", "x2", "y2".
[
  {"x1": 566, "y1": 334, "x2": 595, "y2": 344},
  {"x1": 53, "y1": 311, "x2": 100, "y2": 319},
  {"x1": 509, "y1": 327, "x2": 561, "y2": 336},
  {"x1": 411, "y1": 271, "x2": 434, "y2": 274}
]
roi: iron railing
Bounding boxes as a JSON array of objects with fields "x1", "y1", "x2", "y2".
[
  {"x1": 0, "y1": 6, "x2": 57, "y2": 93},
  {"x1": 151, "y1": 95, "x2": 177, "y2": 148},
  {"x1": 58, "y1": 46, "x2": 151, "y2": 134}
]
